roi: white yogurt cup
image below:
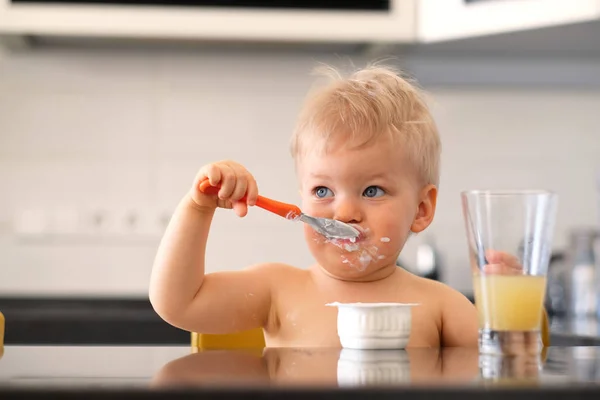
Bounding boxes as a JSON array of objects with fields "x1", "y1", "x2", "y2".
[{"x1": 326, "y1": 302, "x2": 418, "y2": 350}]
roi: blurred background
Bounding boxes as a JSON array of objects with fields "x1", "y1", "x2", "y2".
[{"x1": 0, "y1": 0, "x2": 599, "y2": 344}]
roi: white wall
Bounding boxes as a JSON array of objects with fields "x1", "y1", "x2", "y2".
[{"x1": 0, "y1": 46, "x2": 598, "y2": 296}]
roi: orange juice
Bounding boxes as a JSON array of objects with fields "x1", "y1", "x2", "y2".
[{"x1": 473, "y1": 275, "x2": 546, "y2": 331}]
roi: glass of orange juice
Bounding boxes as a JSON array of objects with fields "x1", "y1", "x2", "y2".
[{"x1": 461, "y1": 190, "x2": 557, "y2": 356}]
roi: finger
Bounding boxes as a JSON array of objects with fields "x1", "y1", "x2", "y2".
[
  {"x1": 218, "y1": 165, "x2": 237, "y2": 199},
  {"x1": 216, "y1": 198, "x2": 233, "y2": 209},
  {"x1": 482, "y1": 263, "x2": 522, "y2": 275},
  {"x1": 203, "y1": 164, "x2": 222, "y2": 187},
  {"x1": 232, "y1": 201, "x2": 248, "y2": 217},
  {"x1": 484, "y1": 249, "x2": 503, "y2": 263},
  {"x1": 230, "y1": 175, "x2": 248, "y2": 202},
  {"x1": 482, "y1": 264, "x2": 504, "y2": 274},
  {"x1": 245, "y1": 175, "x2": 259, "y2": 206},
  {"x1": 485, "y1": 249, "x2": 522, "y2": 270}
]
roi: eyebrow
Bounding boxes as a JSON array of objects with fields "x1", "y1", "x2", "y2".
[
  {"x1": 309, "y1": 173, "x2": 331, "y2": 180},
  {"x1": 309, "y1": 172, "x2": 391, "y2": 180},
  {"x1": 365, "y1": 172, "x2": 391, "y2": 180}
]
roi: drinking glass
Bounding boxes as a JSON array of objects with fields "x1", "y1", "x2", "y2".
[{"x1": 461, "y1": 190, "x2": 558, "y2": 355}]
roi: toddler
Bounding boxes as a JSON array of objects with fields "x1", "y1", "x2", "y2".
[{"x1": 149, "y1": 64, "x2": 479, "y2": 347}]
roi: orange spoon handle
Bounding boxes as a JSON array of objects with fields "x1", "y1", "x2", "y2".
[
  {"x1": 198, "y1": 179, "x2": 301, "y2": 219},
  {"x1": 255, "y1": 197, "x2": 301, "y2": 219}
]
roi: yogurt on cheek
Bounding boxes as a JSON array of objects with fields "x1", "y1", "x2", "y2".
[
  {"x1": 315, "y1": 222, "x2": 395, "y2": 271},
  {"x1": 325, "y1": 228, "x2": 389, "y2": 271}
]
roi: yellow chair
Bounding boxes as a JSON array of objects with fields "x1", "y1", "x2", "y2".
[
  {"x1": 1, "y1": 311, "x2": 4, "y2": 359},
  {"x1": 0, "y1": 311, "x2": 4, "y2": 346},
  {"x1": 191, "y1": 328, "x2": 265, "y2": 351},
  {"x1": 541, "y1": 309, "x2": 550, "y2": 347}
]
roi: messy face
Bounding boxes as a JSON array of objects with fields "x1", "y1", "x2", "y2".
[{"x1": 297, "y1": 135, "x2": 436, "y2": 281}]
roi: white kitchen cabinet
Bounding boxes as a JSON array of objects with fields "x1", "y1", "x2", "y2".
[
  {"x1": 418, "y1": 0, "x2": 600, "y2": 43},
  {"x1": 0, "y1": 0, "x2": 599, "y2": 44},
  {"x1": 0, "y1": 0, "x2": 417, "y2": 43}
]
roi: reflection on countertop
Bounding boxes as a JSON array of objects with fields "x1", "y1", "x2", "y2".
[
  {"x1": 1, "y1": 345, "x2": 599, "y2": 391},
  {"x1": 154, "y1": 347, "x2": 480, "y2": 388},
  {"x1": 154, "y1": 347, "x2": 600, "y2": 388}
]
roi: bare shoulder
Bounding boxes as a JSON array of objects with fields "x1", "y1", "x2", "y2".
[
  {"x1": 245, "y1": 262, "x2": 303, "y2": 273},
  {"x1": 201, "y1": 262, "x2": 304, "y2": 297},
  {"x1": 423, "y1": 278, "x2": 472, "y2": 305},
  {"x1": 401, "y1": 273, "x2": 477, "y2": 345},
  {"x1": 409, "y1": 278, "x2": 478, "y2": 347},
  {"x1": 239, "y1": 262, "x2": 309, "y2": 289},
  {"x1": 417, "y1": 277, "x2": 475, "y2": 316},
  {"x1": 403, "y1": 273, "x2": 470, "y2": 304},
  {"x1": 244, "y1": 262, "x2": 306, "y2": 278}
]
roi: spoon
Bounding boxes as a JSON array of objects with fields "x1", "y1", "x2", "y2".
[{"x1": 198, "y1": 179, "x2": 360, "y2": 240}]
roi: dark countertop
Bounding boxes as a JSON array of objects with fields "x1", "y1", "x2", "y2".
[{"x1": 0, "y1": 345, "x2": 599, "y2": 398}]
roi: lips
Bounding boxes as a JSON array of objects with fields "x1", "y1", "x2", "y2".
[
  {"x1": 334, "y1": 225, "x2": 367, "y2": 246},
  {"x1": 336, "y1": 237, "x2": 360, "y2": 245}
]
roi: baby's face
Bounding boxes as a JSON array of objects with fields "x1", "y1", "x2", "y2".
[{"x1": 297, "y1": 135, "x2": 436, "y2": 281}]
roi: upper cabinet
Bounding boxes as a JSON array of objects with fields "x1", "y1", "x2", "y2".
[
  {"x1": 0, "y1": 0, "x2": 599, "y2": 44},
  {"x1": 0, "y1": 0, "x2": 416, "y2": 42},
  {"x1": 418, "y1": 0, "x2": 600, "y2": 43}
]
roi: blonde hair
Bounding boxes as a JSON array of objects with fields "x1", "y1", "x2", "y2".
[{"x1": 290, "y1": 63, "x2": 441, "y2": 187}]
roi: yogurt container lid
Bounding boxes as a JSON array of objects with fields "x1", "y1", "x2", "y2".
[{"x1": 326, "y1": 302, "x2": 419, "y2": 308}]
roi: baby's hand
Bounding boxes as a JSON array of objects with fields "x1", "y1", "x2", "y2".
[
  {"x1": 482, "y1": 249, "x2": 523, "y2": 275},
  {"x1": 190, "y1": 160, "x2": 258, "y2": 217}
]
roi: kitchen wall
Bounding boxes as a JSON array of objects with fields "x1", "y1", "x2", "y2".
[{"x1": 0, "y1": 45, "x2": 599, "y2": 296}]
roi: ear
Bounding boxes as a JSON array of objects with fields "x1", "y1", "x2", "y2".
[{"x1": 410, "y1": 184, "x2": 437, "y2": 233}]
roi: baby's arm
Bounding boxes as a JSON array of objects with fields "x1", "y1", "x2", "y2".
[{"x1": 149, "y1": 161, "x2": 273, "y2": 334}]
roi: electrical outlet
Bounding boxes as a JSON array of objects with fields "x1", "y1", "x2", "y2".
[
  {"x1": 158, "y1": 210, "x2": 171, "y2": 232},
  {"x1": 14, "y1": 209, "x2": 47, "y2": 237},
  {"x1": 106, "y1": 208, "x2": 134, "y2": 236},
  {"x1": 134, "y1": 207, "x2": 165, "y2": 237},
  {"x1": 82, "y1": 208, "x2": 110, "y2": 236},
  {"x1": 51, "y1": 208, "x2": 80, "y2": 235}
]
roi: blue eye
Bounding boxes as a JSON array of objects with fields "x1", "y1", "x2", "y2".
[
  {"x1": 314, "y1": 186, "x2": 333, "y2": 198},
  {"x1": 363, "y1": 186, "x2": 385, "y2": 198}
]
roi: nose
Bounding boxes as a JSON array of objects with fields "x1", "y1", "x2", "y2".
[{"x1": 333, "y1": 196, "x2": 363, "y2": 224}]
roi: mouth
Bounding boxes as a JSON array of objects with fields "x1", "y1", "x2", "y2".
[
  {"x1": 330, "y1": 225, "x2": 367, "y2": 245},
  {"x1": 348, "y1": 224, "x2": 367, "y2": 241},
  {"x1": 335, "y1": 237, "x2": 359, "y2": 246}
]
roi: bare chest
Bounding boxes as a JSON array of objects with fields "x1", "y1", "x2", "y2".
[{"x1": 265, "y1": 283, "x2": 441, "y2": 348}]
